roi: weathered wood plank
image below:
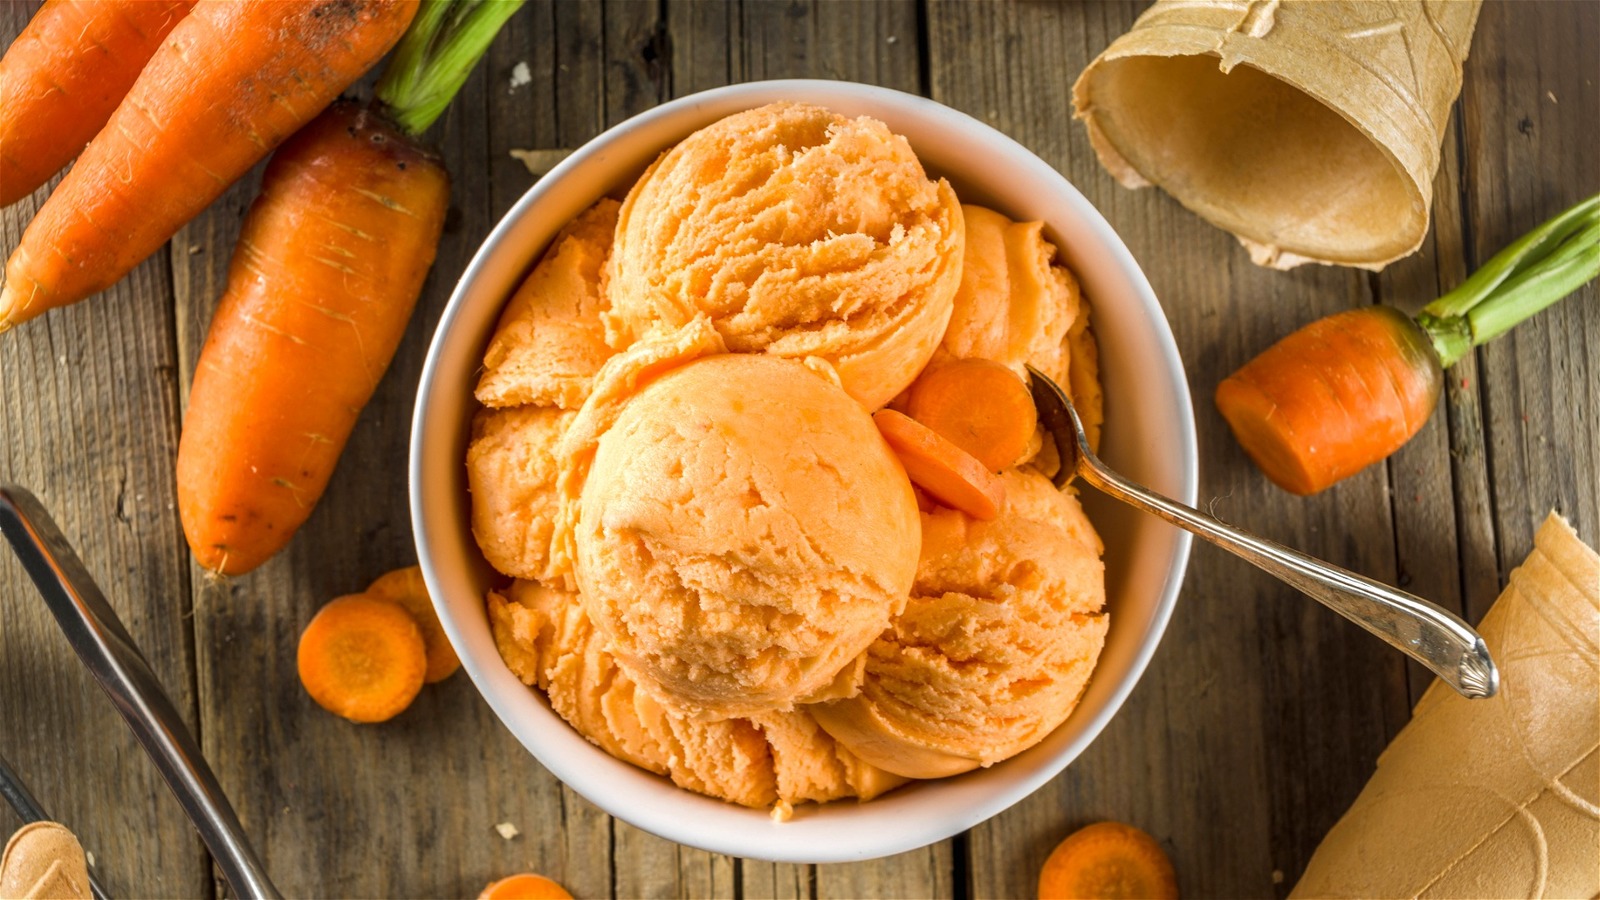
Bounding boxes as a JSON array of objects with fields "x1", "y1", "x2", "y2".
[
  {"x1": 1373, "y1": 111, "x2": 1488, "y2": 706},
  {"x1": 1458, "y1": 0, "x2": 1599, "y2": 581},
  {"x1": 926, "y1": 1, "x2": 1412, "y2": 895},
  {"x1": 0, "y1": 4, "x2": 209, "y2": 898}
]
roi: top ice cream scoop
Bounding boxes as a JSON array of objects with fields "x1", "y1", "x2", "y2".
[{"x1": 606, "y1": 102, "x2": 964, "y2": 410}]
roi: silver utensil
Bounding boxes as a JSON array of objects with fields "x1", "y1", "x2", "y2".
[
  {"x1": 0, "y1": 485, "x2": 282, "y2": 899},
  {"x1": 1026, "y1": 367, "x2": 1499, "y2": 699}
]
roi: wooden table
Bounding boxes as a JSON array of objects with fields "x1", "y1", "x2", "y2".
[{"x1": 2, "y1": 1, "x2": 1594, "y2": 897}]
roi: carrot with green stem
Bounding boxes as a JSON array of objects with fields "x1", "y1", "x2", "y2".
[
  {"x1": 0, "y1": 0, "x2": 195, "y2": 208},
  {"x1": 177, "y1": 0, "x2": 523, "y2": 576},
  {"x1": 1217, "y1": 193, "x2": 1600, "y2": 495},
  {"x1": 0, "y1": 0, "x2": 419, "y2": 332}
]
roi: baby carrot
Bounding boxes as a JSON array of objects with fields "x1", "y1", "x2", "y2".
[
  {"x1": 904, "y1": 357, "x2": 1038, "y2": 471},
  {"x1": 178, "y1": 0, "x2": 521, "y2": 575},
  {"x1": 874, "y1": 409, "x2": 1005, "y2": 520},
  {"x1": 477, "y1": 874, "x2": 573, "y2": 900},
  {"x1": 1216, "y1": 306, "x2": 1441, "y2": 496},
  {"x1": 0, "y1": 0, "x2": 417, "y2": 331},
  {"x1": 297, "y1": 594, "x2": 427, "y2": 724},
  {"x1": 366, "y1": 565, "x2": 458, "y2": 683},
  {"x1": 0, "y1": 0, "x2": 194, "y2": 208},
  {"x1": 1217, "y1": 193, "x2": 1598, "y2": 495},
  {"x1": 1039, "y1": 821, "x2": 1178, "y2": 900}
]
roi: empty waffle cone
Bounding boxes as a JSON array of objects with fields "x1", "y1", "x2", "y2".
[
  {"x1": 1293, "y1": 513, "x2": 1599, "y2": 898},
  {"x1": 1073, "y1": 0, "x2": 1481, "y2": 271}
]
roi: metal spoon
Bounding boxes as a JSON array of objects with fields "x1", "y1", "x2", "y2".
[
  {"x1": 0, "y1": 485, "x2": 282, "y2": 898},
  {"x1": 1026, "y1": 367, "x2": 1499, "y2": 699}
]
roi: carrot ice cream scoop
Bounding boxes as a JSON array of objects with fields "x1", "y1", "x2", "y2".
[
  {"x1": 813, "y1": 469, "x2": 1108, "y2": 778},
  {"x1": 563, "y1": 352, "x2": 922, "y2": 718},
  {"x1": 606, "y1": 102, "x2": 964, "y2": 410}
]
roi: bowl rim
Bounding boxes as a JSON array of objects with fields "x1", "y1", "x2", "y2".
[{"x1": 410, "y1": 78, "x2": 1197, "y2": 864}]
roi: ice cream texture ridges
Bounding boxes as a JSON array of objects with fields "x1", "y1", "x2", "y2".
[
  {"x1": 606, "y1": 102, "x2": 963, "y2": 410},
  {"x1": 466, "y1": 103, "x2": 1109, "y2": 815},
  {"x1": 561, "y1": 350, "x2": 921, "y2": 718}
]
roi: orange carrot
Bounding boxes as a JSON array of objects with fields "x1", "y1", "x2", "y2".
[
  {"x1": 297, "y1": 594, "x2": 427, "y2": 723},
  {"x1": 0, "y1": 0, "x2": 417, "y2": 331},
  {"x1": 873, "y1": 409, "x2": 1005, "y2": 520},
  {"x1": 176, "y1": 103, "x2": 448, "y2": 575},
  {"x1": 1215, "y1": 306, "x2": 1441, "y2": 495},
  {"x1": 366, "y1": 565, "x2": 458, "y2": 683},
  {"x1": 0, "y1": 0, "x2": 194, "y2": 208},
  {"x1": 904, "y1": 357, "x2": 1038, "y2": 471},
  {"x1": 1218, "y1": 196, "x2": 1597, "y2": 495},
  {"x1": 1038, "y1": 821, "x2": 1178, "y2": 900},
  {"x1": 176, "y1": 1, "x2": 519, "y2": 575},
  {"x1": 477, "y1": 874, "x2": 573, "y2": 900}
]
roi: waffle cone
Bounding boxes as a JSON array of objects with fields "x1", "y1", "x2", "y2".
[
  {"x1": 1073, "y1": 0, "x2": 1481, "y2": 271},
  {"x1": 1293, "y1": 513, "x2": 1599, "y2": 898}
]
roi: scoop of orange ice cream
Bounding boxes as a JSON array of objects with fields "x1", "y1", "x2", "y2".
[
  {"x1": 476, "y1": 199, "x2": 620, "y2": 410},
  {"x1": 488, "y1": 581, "x2": 777, "y2": 807},
  {"x1": 565, "y1": 352, "x2": 921, "y2": 718},
  {"x1": 812, "y1": 469, "x2": 1108, "y2": 778},
  {"x1": 488, "y1": 580, "x2": 908, "y2": 811},
  {"x1": 467, "y1": 406, "x2": 574, "y2": 582},
  {"x1": 606, "y1": 102, "x2": 963, "y2": 410}
]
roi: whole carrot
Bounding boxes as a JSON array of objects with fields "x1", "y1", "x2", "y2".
[
  {"x1": 0, "y1": 0, "x2": 194, "y2": 208},
  {"x1": 178, "y1": 0, "x2": 522, "y2": 575},
  {"x1": 1218, "y1": 193, "x2": 1600, "y2": 495},
  {"x1": 0, "y1": 0, "x2": 418, "y2": 332}
]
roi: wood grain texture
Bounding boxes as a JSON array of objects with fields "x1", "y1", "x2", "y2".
[
  {"x1": 1458, "y1": 0, "x2": 1599, "y2": 580},
  {"x1": 0, "y1": 2, "x2": 208, "y2": 897},
  {"x1": 1, "y1": 1, "x2": 1595, "y2": 897}
]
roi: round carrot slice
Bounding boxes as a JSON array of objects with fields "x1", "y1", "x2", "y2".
[
  {"x1": 1038, "y1": 821, "x2": 1178, "y2": 900},
  {"x1": 904, "y1": 357, "x2": 1038, "y2": 471},
  {"x1": 873, "y1": 409, "x2": 1005, "y2": 520},
  {"x1": 366, "y1": 565, "x2": 459, "y2": 683},
  {"x1": 477, "y1": 873, "x2": 573, "y2": 900},
  {"x1": 297, "y1": 594, "x2": 426, "y2": 723}
]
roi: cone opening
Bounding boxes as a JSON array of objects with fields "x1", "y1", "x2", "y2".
[{"x1": 1085, "y1": 54, "x2": 1424, "y2": 266}]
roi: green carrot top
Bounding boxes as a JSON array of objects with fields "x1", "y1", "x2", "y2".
[
  {"x1": 375, "y1": 0, "x2": 525, "y2": 136},
  {"x1": 1417, "y1": 192, "x2": 1599, "y2": 368}
]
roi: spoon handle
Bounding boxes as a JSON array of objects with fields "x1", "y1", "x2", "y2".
[
  {"x1": 1075, "y1": 463, "x2": 1499, "y2": 699},
  {"x1": 0, "y1": 485, "x2": 283, "y2": 899}
]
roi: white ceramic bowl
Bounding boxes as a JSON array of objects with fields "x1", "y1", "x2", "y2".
[{"x1": 411, "y1": 80, "x2": 1196, "y2": 864}]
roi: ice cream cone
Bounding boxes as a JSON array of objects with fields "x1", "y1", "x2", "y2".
[
  {"x1": 0, "y1": 822, "x2": 92, "y2": 900},
  {"x1": 1293, "y1": 513, "x2": 1599, "y2": 898},
  {"x1": 1074, "y1": 0, "x2": 1481, "y2": 271}
]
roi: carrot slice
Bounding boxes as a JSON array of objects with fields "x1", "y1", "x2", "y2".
[
  {"x1": 297, "y1": 595, "x2": 426, "y2": 724},
  {"x1": 873, "y1": 409, "x2": 1005, "y2": 520},
  {"x1": 477, "y1": 874, "x2": 573, "y2": 900},
  {"x1": 366, "y1": 565, "x2": 459, "y2": 684},
  {"x1": 904, "y1": 357, "x2": 1039, "y2": 471},
  {"x1": 1038, "y1": 821, "x2": 1178, "y2": 900}
]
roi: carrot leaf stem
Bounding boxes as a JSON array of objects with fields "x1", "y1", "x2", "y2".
[
  {"x1": 1464, "y1": 219, "x2": 1600, "y2": 344},
  {"x1": 1417, "y1": 193, "x2": 1599, "y2": 368},
  {"x1": 1422, "y1": 193, "x2": 1598, "y2": 320},
  {"x1": 374, "y1": 0, "x2": 524, "y2": 136}
]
